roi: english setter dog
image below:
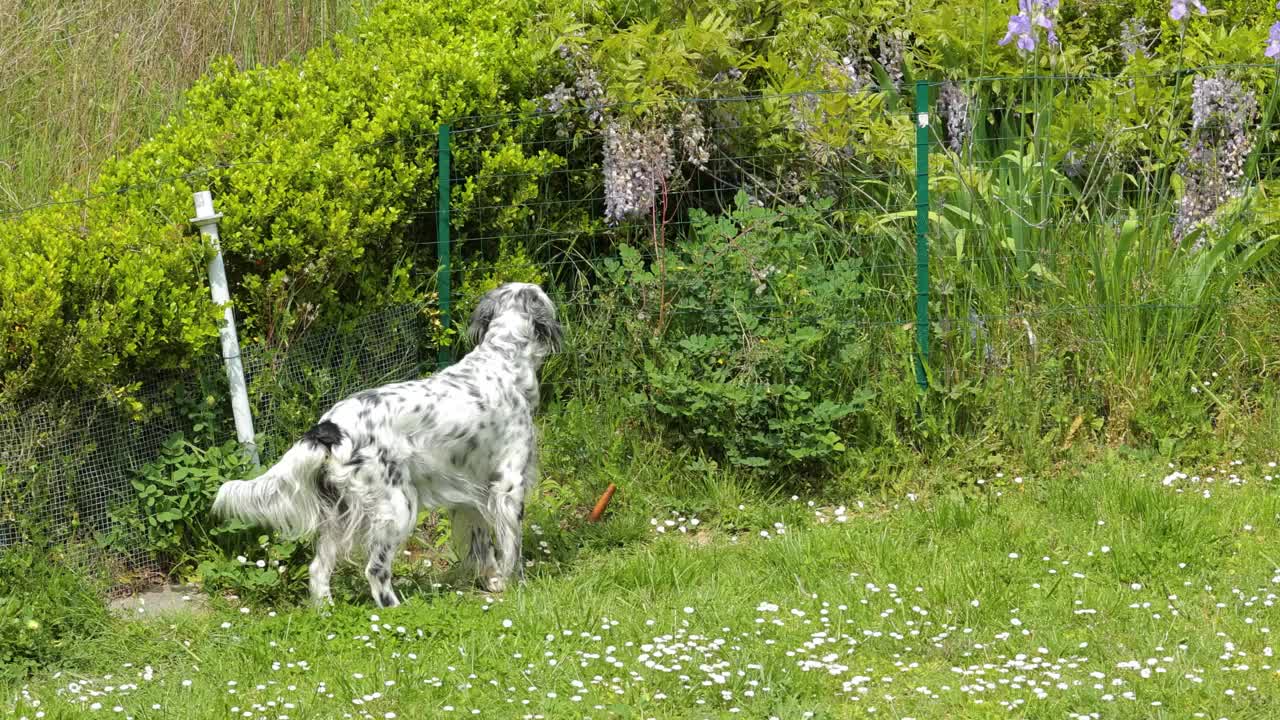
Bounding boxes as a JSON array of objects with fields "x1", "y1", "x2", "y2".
[{"x1": 212, "y1": 282, "x2": 561, "y2": 607}]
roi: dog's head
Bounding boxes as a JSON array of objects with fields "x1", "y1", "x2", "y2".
[{"x1": 467, "y1": 282, "x2": 563, "y2": 358}]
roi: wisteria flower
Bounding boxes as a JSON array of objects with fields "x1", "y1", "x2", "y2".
[
  {"x1": 1266, "y1": 21, "x2": 1280, "y2": 59},
  {"x1": 1173, "y1": 75, "x2": 1258, "y2": 247},
  {"x1": 877, "y1": 34, "x2": 906, "y2": 89},
  {"x1": 938, "y1": 82, "x2": 973, "y2": 152},
  {"x1": 602, "y1": 117, "x2": 674, "y2": 223},
  {"x1": 1169, "y1": 0, "x2": 1207, "y2": 21}
]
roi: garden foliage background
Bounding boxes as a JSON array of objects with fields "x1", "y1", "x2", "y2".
[{"x1": 2, "y1": 0, "x2": 1280, "y2": 584}]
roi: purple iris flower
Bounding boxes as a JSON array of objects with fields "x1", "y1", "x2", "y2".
[{"x1": 1169, "y1": 0, "x2": 1208, "y2": 21}]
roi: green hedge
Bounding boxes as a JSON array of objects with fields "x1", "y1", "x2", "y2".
[
  {"x1": 3, "y1": 0, "x2": 1277, "y2": 402},
  {"x1": 0, "y1": 0, "x2": 554, "y2": 400}
]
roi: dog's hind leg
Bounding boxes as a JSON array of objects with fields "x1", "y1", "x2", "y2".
[
  {"x1": 365, "y1": 483, "x2": 417, "y2": 608},
  {"x1": 308, "y1": 524, "x2": 340, "y2": 607}
]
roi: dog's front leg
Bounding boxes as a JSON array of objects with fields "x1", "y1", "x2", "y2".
[{"x1": 485, "y1": 471, "x2": 528, "y2": 593}]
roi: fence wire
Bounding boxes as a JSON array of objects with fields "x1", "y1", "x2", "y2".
[
  {"x1": 0, "y1": 373, "x2": 199, "y2": 574},
  {"x1": 243, "y1": 303, "x2": 430, "y2": 459},
  {"x1": 0, "y1": 303, "x2": 431, "y2": 576}
]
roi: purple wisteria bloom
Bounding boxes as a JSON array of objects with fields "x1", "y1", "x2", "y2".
[
  {"x1": 1173, "y1": 75, "x2": 1258, "y2": 248},
  {"x1": 1169, "y1": 0, "x2": 1207, "y2": 21},
  {"x1": 1267, "y1": 21, "x2": 1280, "y2": 59},
  {"x1": 999, "y1": 0, "x2": 1060, "y2": 53}
]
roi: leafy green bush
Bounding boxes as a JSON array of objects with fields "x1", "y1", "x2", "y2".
[
  {"x1": 96, "y1": 0, "x2": 561, "y2": 351},
  {"x1": 0, "y1": 200, "x2": 220, "y2": 400},
  {"x1": 103, "y1": 433, "x2": 258, "y2": 572},
  {"x1": 3, "y1": 0, "x2": 1274, "y2": 403},
  {"x1": 195, "y1": 534, "x2": 311, "y2": 607},
  {"x1": 0, "y1": 0, "x2": 559, "y2": 400},
  {"x1": 604, "y1": 193, "x2": 875, "y2": 476},
  {"x1": 0, "y1": 545, "x2": 109, "y2": 678},
  {"x1": 102, "y1": 431, "x2": 315, "y2": 603}
]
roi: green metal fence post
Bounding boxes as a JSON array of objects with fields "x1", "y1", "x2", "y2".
[
  {"x1": 437, "y1": 124, "x2": 452, "y2": 370},
  {"x1": 914, "y1": 80, "x2": 931, "y2": 394}
]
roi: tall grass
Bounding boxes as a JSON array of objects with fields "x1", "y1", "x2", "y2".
[
  {"x1": 0, "y1": 0, "x2": 374, "y2": 210},
  {"x1": 901, "y1": 71, "x2": 1280, "y2": 454}
]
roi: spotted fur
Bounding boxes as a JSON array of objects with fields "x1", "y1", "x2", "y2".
[{"x1": 211, "y1": 283, "x2": 561, "y2": 607}]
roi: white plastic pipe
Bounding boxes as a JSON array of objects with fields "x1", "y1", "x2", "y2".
[{"x1": 191, "y1": 191, "x2": 260, "y2": 466}]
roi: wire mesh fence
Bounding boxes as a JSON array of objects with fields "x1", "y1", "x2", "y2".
[
  {"x1": 242, "y1": 302, "x2": 431, "y2": 460},
  {"x1": 0, "y1": 371, "x2": 202, "y2": 572},
  {"x1": 1, "y1": 64, "x2": 1278, "y2": 572},
  {"x1": 0, "y1": 303, "x2": 431, "y2": 576}
]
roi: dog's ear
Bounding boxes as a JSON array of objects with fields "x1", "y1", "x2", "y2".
[
  {"x1": 467, "y1": 287, "x2": 502, "y2": 347},
  {"x1": 517, "y1": 287, "x2": 563, "y2": 353},
  {"x1": 534, "y1": 306, "x2": 563, "y2": 353}
]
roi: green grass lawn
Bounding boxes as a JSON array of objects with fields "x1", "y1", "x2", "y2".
[{"x1": 5, "y1": 453, "x2": 1280, "y2": 719}]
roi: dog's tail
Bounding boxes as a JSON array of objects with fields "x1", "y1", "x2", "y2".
[{"x1": 212, "y1": 422, "x2": 341, "y2": 538}]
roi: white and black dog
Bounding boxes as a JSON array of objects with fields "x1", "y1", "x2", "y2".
[{"x1": 212, "y1": 282, "x2": 562, "y2": 607}]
